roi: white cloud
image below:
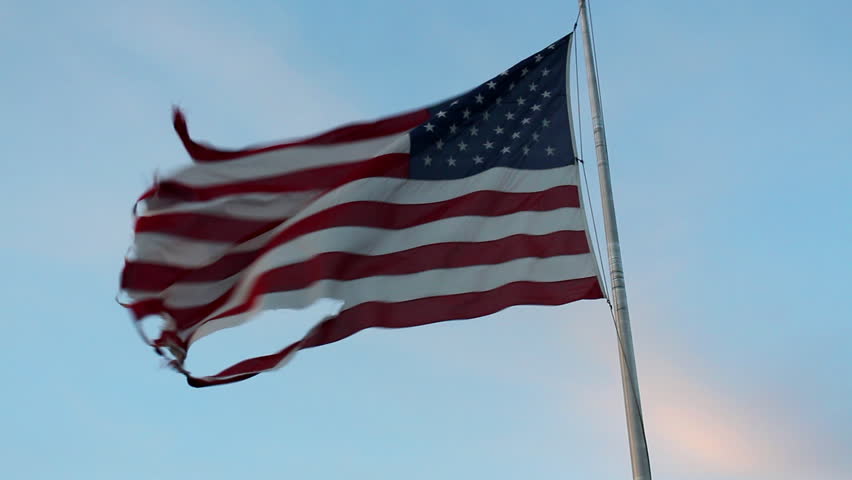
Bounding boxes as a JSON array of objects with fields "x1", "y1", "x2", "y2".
[
  {"x1": 93, "y1": 0, "x2": 361, "y2": 141},
  {"x1": 1, "y1": 0, "x2": 361, "y2": 268}
]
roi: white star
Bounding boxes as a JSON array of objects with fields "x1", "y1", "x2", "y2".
[
  {"x1": 517, "y1": 96, "x2": 526, "y2": 106},
  {"x1": 521, "y1": 117, "x2": 531, "y2": 125},
  {"x1": 487, "y1": 80, "x2": 497, "y2": 89},
  {"x1": 505, "y1": 112, "x2": 515, "y2": 120},
  {"x1": 535, "y1": 53, "x2": 544, "y2": 62},
  {"x1": 450, "y1": 100, "x2": 459, "y2": 106},
  {"x1": 448, "y1": 156, "x2": 457, "y2": 166},
  {"x1": 529, "y1": 83, "x2": 538, "y2": 92},
  {"x1": 511, "y1": 131, "x2": 521, "y2": 139},
  {"x1": 545, "y1": 146, "x2": 556, "y2": 156},
  {"x1": 449, "y1": 124, "x2": 458, "y2": 134},
  {"x1": 509, "y1": 82, "x2": 515, "y2": 90},
  {"x1": 424, "y1": 122, "x2": 435, "y2": 132},
  {"x1": 424, "y1": 155, "x2": 433, "y2": 166},
  {"x1": 496, "y1": 96, "x2": 503, "y2": 104},
  {"x1": 542, "y1": 119, "x2": 551, "y2": 128},
  {"x1": 494, "y1": 126, "x2": 504, "y2": 134},
  {"x1": 484, "y1": 111, "x2": 491, "y2": 120},
  {"x1": 458, "y1": 141, "x2": 468, "y2": 151},
  {"x1": 547, "y1": 43, "x2": 556, "y2": 50},
  {"x1": 436, "y1": 139, "x2": 445, "y2": 149},
  {"x1": 473, "y1": 155, "x2": 484, "y2": 164},
  {"x1": 469, "y1": 126, "x2": 479, "y2": 136},
  {"x1": 523, "y1": 146, "x2": 530, "y2": 155},
  {"x1": 436, "y1": 110, "x2": 447, "y2": 118},
  {"x1": 484, "y1": 140, "x2": 495, "y2": 149},
  {"x1": 541, "y1": 90, "x2": 552, "y2": 98},
  {"x1": 475, "y1": 93, "x2": 485, "y2": 103},
  {"x1": 531, "y1": 103, "x2": 542, "y2": 112},
  {"x1": 501, "y1": 146, "x2": 511, "y2": 154},
  {"x1": 532, "y1": 132, "x2": 540, "y2": 142},
  {"x1": 542, "y1": 68, "x2": 550, "y2": 76},
  {"x1": 521, "y1": 68, "x2": 529, "y2": 76},
  {"x1": 500, "y1": 70, "x2": 509, "y2": 76},
  {"x1": 462, "y1": 109, "x2": 471, "y2": 119}
]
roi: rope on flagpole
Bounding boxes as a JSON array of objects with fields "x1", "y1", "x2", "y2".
[
  {"x1": 572, "y1": 24, "x2": 611, "y2": 304},
  {"x1": 578, "y1": 1, "x2": 653, "y2": 478}
]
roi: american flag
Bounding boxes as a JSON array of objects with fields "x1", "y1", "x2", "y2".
[{"x1": 120, "y1": 33, "x2": 604, "y2": 387}]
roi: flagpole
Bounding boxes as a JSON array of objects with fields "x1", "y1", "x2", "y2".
[{"x1": 576, "y1": 1, "x2": 652, "y2": 479}]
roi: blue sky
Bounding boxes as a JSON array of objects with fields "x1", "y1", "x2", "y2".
[{"x1": 1, "y1": 1, "x2": 850, "y2": 479}]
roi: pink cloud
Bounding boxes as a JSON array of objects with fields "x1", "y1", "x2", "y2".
[{"x1": 571, "y1": 299, "x2": 852, "y2": 480}]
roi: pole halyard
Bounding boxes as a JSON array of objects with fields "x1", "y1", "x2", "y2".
[{"x1": 576, "y1": 1, "x2": 652, "y2": 479}]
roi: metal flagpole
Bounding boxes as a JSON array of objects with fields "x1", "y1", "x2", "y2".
[{"x1": 576, "y1": 1, "x2": 652, "y2": 479}]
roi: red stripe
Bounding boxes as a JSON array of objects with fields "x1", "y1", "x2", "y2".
[
  {"x1": 123, "y1": 185, "x2": 581, "y2": 291},
  {"x1": 129, "y1": 229, "x2": 591, "y2": 330},
  {"x1": 147, "y1": 153, "x2": 409, "y2": 203},
  {"x1": 257, "y1": 231, "x2": 591, "y2": 290},
  {"x1": 135, "y1": 214, "x2": 280, "y2": 243},
  {"x1": 125, "y1": 297, "x2": 167, "y2": 321},
  {"x1": 122, "y1": 251, "x2": 257, "y2": 292},
  {"x1": 173, "y1": 107, "x2": 429, "y2": 162},
  {"x1": 187, "y1": 230, "x2": 592, "y2": 328},
  {"x1": 185, "y1": 276, "x2": 603, "y2": 387}
]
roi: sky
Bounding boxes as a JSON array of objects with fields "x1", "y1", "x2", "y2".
[{"x1": 1, "y1": 0, "x2": 851, "y2": 479}]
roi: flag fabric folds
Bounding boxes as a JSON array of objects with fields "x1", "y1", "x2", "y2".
[{"x1": 119, "y1": 33, "x2": 604, "y2": 387}]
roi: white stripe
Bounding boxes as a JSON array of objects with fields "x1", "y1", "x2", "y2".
[
  {"x1": 130, "y1": 165, "x2": 580, "y2": 268},
  {"x1": 201, "y1": 164, "x2": 585, "y2": 327},
  {"x1": 138, "y1": 191, "x2": 323, "y2": 220},
  {"x1": 165, "y1": 133, "x2": 410, "y2": 187},
  {"x1": 188, "y1": 253, "x2": 598, "y2": 343},
  {"x1": 127, "y1": 206, "x2": 588, "y2": 306},
  {"x1": 129, "y1": 229, "x2": 274, "y2": 268}
]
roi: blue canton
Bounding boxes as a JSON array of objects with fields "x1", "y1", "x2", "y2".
[{"x1": 410, "y1": 34, "x2": 575, "y2": 180}]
